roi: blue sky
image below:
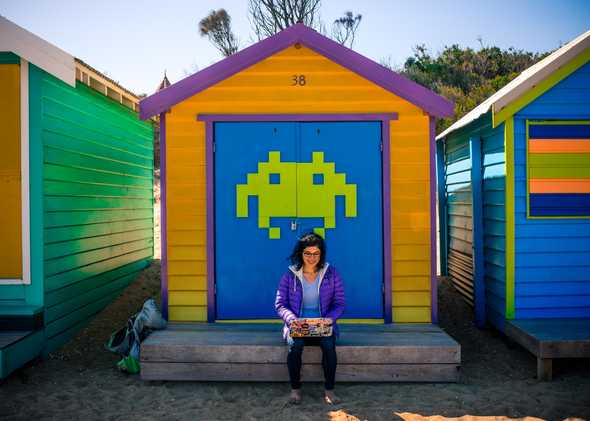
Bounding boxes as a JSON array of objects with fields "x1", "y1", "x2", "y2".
[{"x1": 1, "y1": 0, "x2": 589, "y2": 95}]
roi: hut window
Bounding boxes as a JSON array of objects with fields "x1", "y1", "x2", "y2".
[
  {"x1": 527, "y1": 120, "x2": 590, "y2": 218},
  {"x1": 269, "y1": 173, "x2": 280, "y2": 184},
  {"x1": 313, "y1": 173, "x2": 324, "y2": 185}
]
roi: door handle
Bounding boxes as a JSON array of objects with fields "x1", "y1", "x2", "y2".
[{"x1": 291, "y1": 220, "x2": 297, "y2": 231}]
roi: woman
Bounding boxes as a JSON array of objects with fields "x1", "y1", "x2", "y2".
[{"x1": 275, "y1": 232, "x2": 345, "y2": 405}]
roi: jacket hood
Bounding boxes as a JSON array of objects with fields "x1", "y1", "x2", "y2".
[{"x1": 288, "y1": 263, "x2": 330, "y2": 292}]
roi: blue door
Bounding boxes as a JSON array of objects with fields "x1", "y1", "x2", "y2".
[{"x1": 214, "y1": 121, "x2": 383, "y2": 319}]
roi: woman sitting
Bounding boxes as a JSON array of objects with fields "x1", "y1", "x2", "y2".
[{"x1": 275, "y1": 232, "x2": 345, "y2": 405}]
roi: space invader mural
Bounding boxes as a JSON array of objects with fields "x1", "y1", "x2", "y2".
[{"x1": 236, "y1": 151, "x2": 357, "y2": 239}]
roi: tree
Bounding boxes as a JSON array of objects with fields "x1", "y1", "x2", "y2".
[
  {"x1": 332, "y1": 11, "x2": 362, "y2": 48},
  {"x1": 248, "y1": 0, "x2": 322, "y2": 40},
  {"x1": 400, "y1": 43, "x2": 550, "y2": 131},
  {"x1": 199, "y1": 9, "x2": 239, "y2": 57}
]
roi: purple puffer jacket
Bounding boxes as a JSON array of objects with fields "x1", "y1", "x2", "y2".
[{"x1": 275, "y1": 264, "x2": 345, "y2": 340}]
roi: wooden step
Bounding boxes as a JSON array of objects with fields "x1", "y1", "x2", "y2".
[
  {"x1": 505, "y1": 318, "x2": 590, "y2": 381},
  {"x1": 0, "y1": 330, "x2": 44, "y2": 379},
  {"x1": 141, "y1": 323, "x2": 460, "y2": 382},
  {"x1": 0, "y1": 305, "x2": 44, "y2": 331}
]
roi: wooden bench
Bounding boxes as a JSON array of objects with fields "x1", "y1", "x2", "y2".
[
  {"x1": 505, "y1": 318, "x2": 590, "y2": 380},
  {"x1": 141, "y1": 323, "x2": 461, "y2": 382}
]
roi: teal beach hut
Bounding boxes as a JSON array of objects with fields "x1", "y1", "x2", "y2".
[
  {"x1": 436, "y1": 29, "x2": 590, "y2": 379},
  {"x1": 0, "y1": 17, "x2": 154, "y2": 378}
]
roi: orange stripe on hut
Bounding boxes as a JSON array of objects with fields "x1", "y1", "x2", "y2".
[
  {"x1": 529, "y1": 178, "x2": 590, "y2": 194},
  {"x1": 529, "y1": 138, "x2": 590, "y2": 153}
]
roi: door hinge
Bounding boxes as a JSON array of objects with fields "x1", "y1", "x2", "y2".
[
  {"x1": 380, "y1": 143, "x2": 383, "y2": 152},
  {"x1": 212, "y1": 142, "x2": 216, "y2": 153}
]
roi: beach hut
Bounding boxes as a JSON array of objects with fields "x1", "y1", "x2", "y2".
[
  {"x1": 0, "y1": 17, "x2": 154, "y2": 379},
  {"x1": 436, "y1": 30, "x2": 590, "y2": 379},
  {"x1": 138, "y1": 24, "x2": 461, "y2": 382}
]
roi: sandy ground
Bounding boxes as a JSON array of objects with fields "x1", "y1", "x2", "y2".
[{"x1": 1, "y1": 265, "x2": 589, "y2": 421}]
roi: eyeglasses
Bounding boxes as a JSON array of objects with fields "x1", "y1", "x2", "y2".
[{"x1": 303, "y1": 252, "x2": 321, "y2": 258}]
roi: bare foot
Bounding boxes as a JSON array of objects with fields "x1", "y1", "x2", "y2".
[
  {"x1": 324, "y1": 389, "x2": 341, "y2": 405},
  {"x1": 289, "y1": 389, "x2": 302, "y2": 405}
]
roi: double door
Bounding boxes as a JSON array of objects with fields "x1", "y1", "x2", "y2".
[{"x1": 214, "y1": 121, "x2": 383, "y2": 319}]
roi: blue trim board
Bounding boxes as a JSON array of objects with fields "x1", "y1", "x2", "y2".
[
  {"x1": 530, "y1": 193, "x2": 590, "y2": 208},
  {"x1": 530, "y1": 207, "x2": 590, "y2": 216},
  {"x1": 528, "y1": 124, "x2": 590, "y2": 138},
  {"x1": 436, "y1": 140, "x2": 448, "y2": 275},
  {"x1": 470, "y1": 136, "x2": 486, "y2": 328},
  {"x1": 529, "y1": 192, "x2": 590, "y2": 216}
]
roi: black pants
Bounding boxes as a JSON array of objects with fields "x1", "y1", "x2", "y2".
[{"x1": 287, "y1": 334, "x2": 337, "y2": 390}]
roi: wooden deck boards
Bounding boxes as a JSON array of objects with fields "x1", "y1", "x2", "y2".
[
  {"x1": 505, "y1": 318, "x2": 590, "y2": 381},
  {"x1": 0, "y1": 331, "x2": 32, "y2": 350},
  {"x1": 141, "y1": 323, "x2": 461, "y2": 382}
]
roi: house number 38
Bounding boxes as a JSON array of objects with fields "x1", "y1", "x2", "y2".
[{"x1": 291, "y1": 75, "x2": 307, "y2": 86}]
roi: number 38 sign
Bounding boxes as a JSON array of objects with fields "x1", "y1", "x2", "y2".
[{"x1": 291, "y1": 75, "x2": 307, "y2": 86}]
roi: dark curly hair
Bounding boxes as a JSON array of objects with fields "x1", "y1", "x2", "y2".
[{"x1": 289, "y1": 231, "x2": 326, "y2": 270}]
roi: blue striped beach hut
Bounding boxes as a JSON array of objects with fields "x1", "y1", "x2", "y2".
[{"x1": 436, "y1": 29, "x2": 590, "y2": 380}]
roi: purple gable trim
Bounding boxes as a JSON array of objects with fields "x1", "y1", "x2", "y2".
[
  {"x1": 140, "y1": 24, "x2": 453, "y2": 120},
  {"x1": 429, "y1": 117, "x2": 438, "y2": 324},
  {"x1": 159, "y1": 113, "x2": 169, "y2": 320},
  {"x1": 198, "y1": 113, "x2": 398, "y2": 122},
  {"x1": 205, "y1": 120, "x2": 216, "y2": 323},
  {"x1": 202, "y1": 113, "x2": 396, "y2": 322},
  {"x1": 382, "y1": 120, "x2": 393, "y2": 323}
]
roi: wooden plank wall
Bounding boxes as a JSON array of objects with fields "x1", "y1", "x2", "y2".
[
  {"x1": 165, "y1": 45, "x2": 432, "y2": 322},
  {"x1": 480, "y1": 122, "x2": 507, "y2": 331},
  {"x1": 28, "y1": 64, "x2": 154, "y2": 353},
  {"x1": 441, "y1": 115, "x2": 507, "y2": 330},
  {"x1": 513, "y1": 61, "x2": 590, "y2": 319},
  {"x1": 444, "y1": 134, "x2": 474, "y2": 305}
]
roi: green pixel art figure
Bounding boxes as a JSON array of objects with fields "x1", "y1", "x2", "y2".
[{"x1": 236, "y1": 151, "x2": 357, "y2": 239}]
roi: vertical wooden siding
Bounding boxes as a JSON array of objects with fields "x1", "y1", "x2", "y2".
[
  {"x1": 0, "y1": 62, "x2": 22, "y2": 279},
  {"x1": 165, "y1": 45, "x2": 432, "y2": 322},
  {"x1": 481, "y1": 122, "x2": 507, "y2": 330},
  {"x1": 441, "y1": 116, "x2": 507, "y2": 330},
  {"x1": 444, "y1": 134, "x2": 474, "y2": 305},
  {"x1": 29, "y1": 64, "x2": 154, "y2": 352},
  {"x1": 513, "y1": 61, "x2": 590, "y2": 318}
]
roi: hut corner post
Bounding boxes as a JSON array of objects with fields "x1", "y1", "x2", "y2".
[
  {"x1": 205, "y1": 120, "x2": 216, "y2": 323},
  {"x1": 429, "y1": 117, "x2": 438, "y2": 324},
  {"x1": 382, "y1": 118, "x2": 393, "y2": 324},
  {"x1": 436, "y1": 139, "x2": 448, "y2": 278},
  {"x1": 159, "y1": 112, "x2": 169, "y2": 321},
  {"x1": 469, "y1": 136, "x2": 486, "y2": 328}
]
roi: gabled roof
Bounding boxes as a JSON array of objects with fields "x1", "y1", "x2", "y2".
[
  {"x1": 140, "y1": 23, "x2": 454, "y2": 120},
  {"x1": 0, "y1": 15, "x2": 75, "y2": 86},
  {"x1": 0, "y1": 16, "x2": 143, "y2": 112},
  {"x1": 437, "y1": 29, "x2": 590, "y2": 140}
]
